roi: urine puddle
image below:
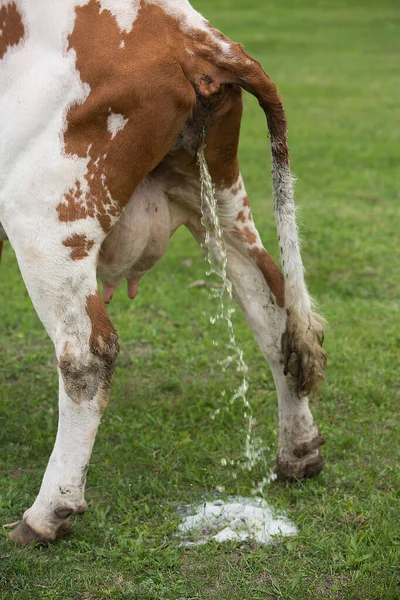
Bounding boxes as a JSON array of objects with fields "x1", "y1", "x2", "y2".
[{"x1": 178, "y1": 496, "x2": 297, "y2": 547}]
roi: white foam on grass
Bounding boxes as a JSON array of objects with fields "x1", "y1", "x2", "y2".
[{"x1": 178, "y1": 497, "x2": 297, "y2": 547}]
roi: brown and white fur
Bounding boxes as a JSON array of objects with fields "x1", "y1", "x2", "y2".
[{"x1": 0, "y1": 0, "x2": 326, "y2": 545}]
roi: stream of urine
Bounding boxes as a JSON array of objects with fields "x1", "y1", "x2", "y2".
[{"x1": 196, "y1": 135, "x2": 271, "y2": 482}]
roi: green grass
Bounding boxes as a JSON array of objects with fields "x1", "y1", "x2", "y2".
[{"x1": 1, "y1": 0, "x2": 400, "y2": 597}]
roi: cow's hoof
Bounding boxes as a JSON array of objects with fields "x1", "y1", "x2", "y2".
[
  {"x1": 293, "y1": 432, "x2": 325, "y2": 459},
  {"x1": 274, "y1": 434, "x2": 325, "y2": 481},
  {"x1": 8, "y1": 520, "x2": 71, "y2": 546},
  {"x1": 274, "y1": 451, "x2": 324, "y2": 481}
]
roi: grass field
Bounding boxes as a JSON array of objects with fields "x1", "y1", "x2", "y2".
[{"x1": 1, "y1": 0, "x2": 400, "y2": 598}]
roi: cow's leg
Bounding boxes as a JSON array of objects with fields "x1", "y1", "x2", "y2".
[
  {"x1": 224, "y1": 244, "x2": 324, "y2": 480},
  {"x1": 5, "y1": 221, "x2": 118, "y2": 544},
  {"x1": 186, "y1": 177, "x2": 324, "y2": 480}
]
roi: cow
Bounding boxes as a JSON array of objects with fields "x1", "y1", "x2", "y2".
[{"x1": 0, "y1": 0, "x2": 326, "y2": 546}]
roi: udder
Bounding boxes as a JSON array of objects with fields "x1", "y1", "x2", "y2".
[{"x1": 97, "y1": 177, "x2": 171, "y2": 303}]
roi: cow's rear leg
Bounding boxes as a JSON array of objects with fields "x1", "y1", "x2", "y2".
[
  {"x1": 225, "y1": 244, "x2": 324, "y2": 480},
  {"x1": 186, "y1": 180, "x2": 324, "y2": 480},
  {"x1": 5, "y1": 223, "x2": 118, "y2": 544}
]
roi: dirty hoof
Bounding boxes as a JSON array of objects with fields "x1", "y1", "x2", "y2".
[
  {"x1": 8, "y1": 520, "x2": 71, "y2": 546},
  {"x1": 56, "y1": 521, "x2": 72, "y2": 538},
  {"x1": 274, "y1": 429, "x2": 325, "y2": 481},
  {"x1": 274, "y1": 451, "x2": 324, "y2": 481},
  {"x1": 293, "y1": 433, "x2": 325, "y2": 459},
  {"x1": 8, "y1": 521, "x2": 51, "y2": 546}
]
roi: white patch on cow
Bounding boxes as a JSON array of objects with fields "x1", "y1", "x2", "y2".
[
  {"x1": 119, "y1": 40, "x2": 125, "y2": 48},
  {"x1": 213, "y1": 174, "x2": 248, "y2": 225},
  {"x1": 0, "y1": 0, "x2": 96, "y2": 247},
  {"x1": 98, "y1": 0, "x2": 140, "y2": 33},
  {"x1": 178, "y1": 497, "x2": 297, "y2": 546},
  {"x1": 150, "y1": 0, "x2": 208, "y2": 30},
  {"x1": 107, "y1": 111, "x2": 128, "y2": 139},
  {"x1": 149, "y1": 0, "x2": 233, "y2": 56}
]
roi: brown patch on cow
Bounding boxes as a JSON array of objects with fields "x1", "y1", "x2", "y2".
[
  {"x1": 62, "y1": 234, "x2": 94, "y2": 260},
  {"x1": 0, "y1": 3, "x2": 25, "y2": 61},
  {"x1": 243, "y1": 197, "x2": 250, "y2": 208},
  {"x1": 58, "y1": 1, "x2": 196, "y2": 231},
  {"x1": 236, "y1": 210, "x2": 247, "y2": 223},
  {"x1": 231, "y1": 180, "x2": 243, "y2": 195},
  {"x1": 203, "y1": 86, "x2": 243, "y2": 187},
  {"x1": 232, "y1": 225, "x2": 257, "y2": 245},
  {"x1": 57, "y1": 177, "x2": 118, "y2": 232},
  {"x1": 236, "y1": 204, "x2": 252, "y2": 223},
  {"x1": 57, "y1": 0, "x2": 290, "y2": 233},
  {"x1": 249, "y1": 246, "x2": 285, "y2": 308},
  {"x1": 86, "y1": 290, "x2": 118, "y2": 361}
]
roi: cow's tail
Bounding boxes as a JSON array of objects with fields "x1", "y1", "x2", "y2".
[{"x1": 211, "y1": 47, "x2": 327, "y2": 396}]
